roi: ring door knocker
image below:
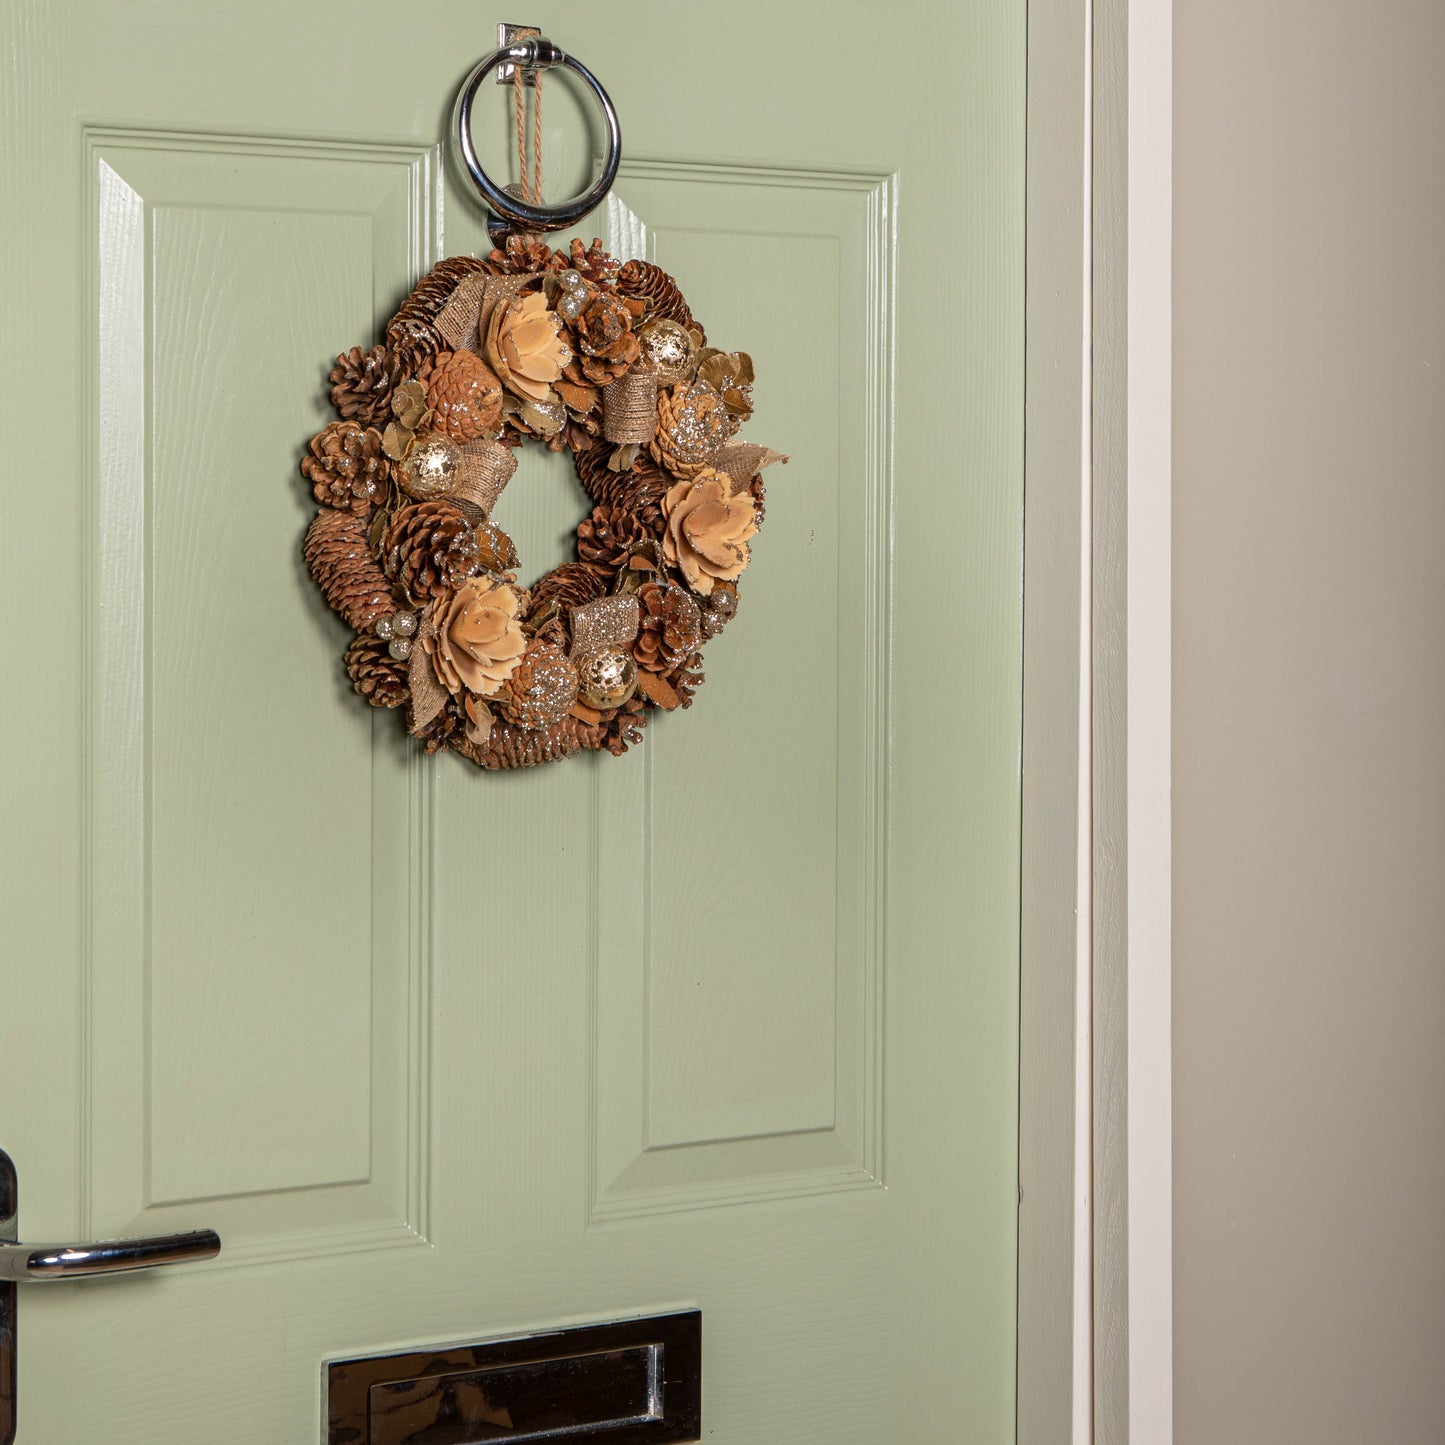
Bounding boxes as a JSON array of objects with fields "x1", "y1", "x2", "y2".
[{"x1": 452, "y1": 28, "x2": 623, "y2": 241}]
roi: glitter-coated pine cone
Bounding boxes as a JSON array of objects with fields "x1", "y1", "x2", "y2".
[
  {"x1": 470, "y1": 715, "x2": 603, "y2": 769},
  {"x1": 382, "y1": 500, "x2": 482, "y2": 605},
  {"x1": 344, "y1": 633, "x2": 409, "y2": 709},
  {"x1": 649, "y1": 381, "x2": 731, "y2": 479},
  {"x1": 546, "y1": 237, "x2": 619, "y2": 286},
  {"x1": 485, "y1": 234, "x2": 555, "y2": 276},
  {"x1": 495, "y1": 642, "x2": 579, "y2": 730},
  {"x1": 615, "y1": 260, "x2": 704, "y2": 343},
  {"x1": 329, "y1": 345, "x2": 403, "y2": 426},
  {"x1": 304, "y1": 509, "x2": 396, "y2": 631},
  {"x1": 598, "y1": 693, "x2": 649, "y2": 756},
  {"x1": 529, "y1": 561, "x2": 608, "y2": 614},
  {"x1": 573, "y1": 446, "x2": 672, "y2": 527},
  {"x1": 568, "y1": 291, "x2": 642, "y2": 386},
  {"x1": 417, "y1": 348, "x2": 504, "y2": 442},
  {"x1": 576, "y1": 504, "x2": 652, "y2": 570},
  {"x1": 301, "y1": 420, "x2": 389, "y2": 513},
  {"x1": 634, "y1": 581, "x2": 703, "y2": 674}
]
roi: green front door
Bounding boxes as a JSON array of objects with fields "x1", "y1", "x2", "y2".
[{"x1": 0, "y1": 2, "x2": 1023, "y2": 1439}]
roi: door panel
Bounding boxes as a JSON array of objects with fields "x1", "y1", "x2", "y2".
[{"x1": 0, "y1": 3, "x2": 1023, "y2": 1440}]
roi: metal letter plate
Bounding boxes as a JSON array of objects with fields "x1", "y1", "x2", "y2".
[{"x1": 327, "y1": 1311, "x2": 701, "y2": 1444}]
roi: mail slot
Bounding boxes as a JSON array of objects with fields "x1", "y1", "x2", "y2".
[{"x1": 327, "y1": 1311, "x2": 701, "y2": 1445}]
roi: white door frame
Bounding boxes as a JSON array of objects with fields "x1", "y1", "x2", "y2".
[{"x1": 1018, "y1": 0, "x2": 1171, "y2": 1439}]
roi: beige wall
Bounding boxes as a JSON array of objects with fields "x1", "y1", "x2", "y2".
[{"x1": 1173, "y1": 0, "x2": 1445, "y2": 1438}]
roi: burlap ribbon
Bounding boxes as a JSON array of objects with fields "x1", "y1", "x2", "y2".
[
  {"x1": 602, "y1": 369, "x2": 659, "y2": 445},
  {"x1": 407, "y1": 613, "x2": 449, "y2": 734},
  {"x1": 451, "y1": 438, "x2": 517, "y2": 520},
  {"x1": 568, "y1": 595, "x2": 641, "y2": 659},
  {"x1": 435, "y1": 272, "x2": 533, "y2": 354},
  {"x1": 714, "y1": 442, "x2": 788, "y2": 494}
]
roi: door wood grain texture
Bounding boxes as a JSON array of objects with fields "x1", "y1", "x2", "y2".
[{"x1": 0, "y1": 2, "x2": 1024, "y2": 1440}]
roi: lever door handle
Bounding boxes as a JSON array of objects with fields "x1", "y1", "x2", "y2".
[
  {"x1": 0, "y1": 1230, "x2": 221, "y2": 1282},
  {"x1": 0, "y1": 1146, "x2": 219, "y2": 1443}
]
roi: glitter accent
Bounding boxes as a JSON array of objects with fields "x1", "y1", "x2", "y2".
[{"x1": 568, "y1": 595, "x2": 641, "y2": 659}]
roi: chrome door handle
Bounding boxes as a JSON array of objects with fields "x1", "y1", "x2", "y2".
[
  {"x1": 0, "y1": 1146, "x2": 219, "y2": 1443},
  {"x1": 0, "y1": 1231, "x2": 220, "y2": 1282}
]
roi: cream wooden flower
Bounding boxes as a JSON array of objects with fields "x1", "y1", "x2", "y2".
[
  {"x1": 425, "y1": 576, "x2": 527, "y2": 697},
  {"x1": 660, "y1": 468, "x2": 758, "y2": 596},
  {"x1": 484, "y1": 291, "x2": 572, "y2": 404}
]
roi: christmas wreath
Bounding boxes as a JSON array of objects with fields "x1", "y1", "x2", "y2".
[{"x1": 300, "y1": 236, "x2": 785, "y2": 769}]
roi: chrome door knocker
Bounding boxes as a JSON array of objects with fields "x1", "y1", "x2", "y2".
[{"x1": 453, "y1": 24, "x2": 623, "y2": 243}]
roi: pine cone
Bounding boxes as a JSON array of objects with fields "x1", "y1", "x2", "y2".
[
  {"x1": 530, "y1": 561, "x2": 607, "y2": 614},
  {"x1": 386, "y1": 256, "x2": 491, "y2": 369},
  {"x1": 416, "y1": 349, "x2": 503, "y2": 441},
  {"x1": 574, "y1": 446, "x2": 671, "y2": 526},
  {"x1": 615, "y1": 260, "x2": 704, "y2": 343},
  {"x1": 411, "y1": 695, "x2": 467, "y2": 754},
  {"x1": 577, "y1": 504, "x2": 651, "y2": 569},
  {"x1": 546, "y1": 238, "x2": 619, "y2": 286},
  {"x1": 485, "y1": 234, "x2": 554, "y2": 275},
  {"x1": 301, "y1": 421, "x2": 388, "y2": 513},
  {"x1": 598, "y1": 693, "x2": 648, "y2": 756},
  {"x1": 344, "y1": 633, "x2": 409, "y2": 708},
  {"x1": 304, "y1": 509, "x2": 396, "y2": 630},
  {"x1": 634, "y1": 581, "x2": 703, "y2": 674},
  {"x1": 495, "y1": 642, "x2": 579, "y2": 729},
  {"x1": 668, "y1": 649, "x2": 706, "y2": 707},
  {"x1": 750, "y1": 475, "x2": 766, "y2": 530},
  {"x1": 329, "y1": 345, "x2": 402, "y2": 425},
  {"x1": 649, "y1": 381, "x2": 731, "y2": 478},
  {"x1": 383, "y1": 500, "x2": 481, "y2": 604},
  {"x1": 470, "y1": 714, "x2": 602, "y2": 769},
  {"x1": 568, "y1": 290, "x2": 641, "y2": 385}
]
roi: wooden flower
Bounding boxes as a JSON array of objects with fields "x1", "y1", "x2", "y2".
[
  {"x1": 424, "y1": 576, "x2": 527, "y2": 697},
  {"x1": 660, "y1": 468, "x2": 758, "y2": 596},
  {"x1": 485, "y1": 291, "x2": 572, "y2": 405}
]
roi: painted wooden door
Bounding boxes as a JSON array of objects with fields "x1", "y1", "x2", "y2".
[{"x1": 0, "y1": 1, "x2": 1023, "y2": 1439}]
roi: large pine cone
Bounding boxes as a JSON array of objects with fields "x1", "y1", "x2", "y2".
[
  {"x1": 577, "y1": 504, "x2": 651, "y2": 570},
  {"x1": 495, "y1": 642, "x2": 579, "y2": 730},
  {"x1": 649, "y1": 381, "x2": 731, "y2": 478},
  {"x1": 470, "y1": 715, "x2": 602, "y2": 769},
  {"x1": 329, "y1": 345, "x2": 402, "y2": 426},
  {"x1": 344, "y1": 633, "x2": 409, "y2": 709},
  {"x1": 383, "y1": 500, "x2": 481, "y2": 604},
  {"x1": 417, "y1": 348, "x2": 503, "y2": 441},
  {"x1": 574, "y1": 446, "x2": 671, "y2": 528},
  {"x1": 304, "y1": 510, "x2": 395, "y2": 630},
  {"x1": 302, "y1": 421, "x2": 389, "y2": 513},
  {"x1": 530, "y1": 561, "x2": 607, "y2": 614},
  {"x1": 615, "y1": 260, "x2": 704, "y2": 343},
  {"x1": 634, "y1": 581, "x2": 703, "y2": 675},
  {"x1": 386, "y1": 255, "x2": 491, "y2": 369}
]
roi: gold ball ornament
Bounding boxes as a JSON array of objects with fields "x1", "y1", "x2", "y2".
[
  {"x1": 578, "y1": 648, "x2": 639, "y2": 710},
  {"x1": 639, "y1": 319, "x2": 695, "y2": 383},
  {"x1": 397, "y1": 431, "x2": 460, "y2": 500}
]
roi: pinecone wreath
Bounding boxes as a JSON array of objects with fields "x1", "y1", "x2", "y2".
[{"x1": 298, "y1": 239, "x2": 787, "y2": 770}]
